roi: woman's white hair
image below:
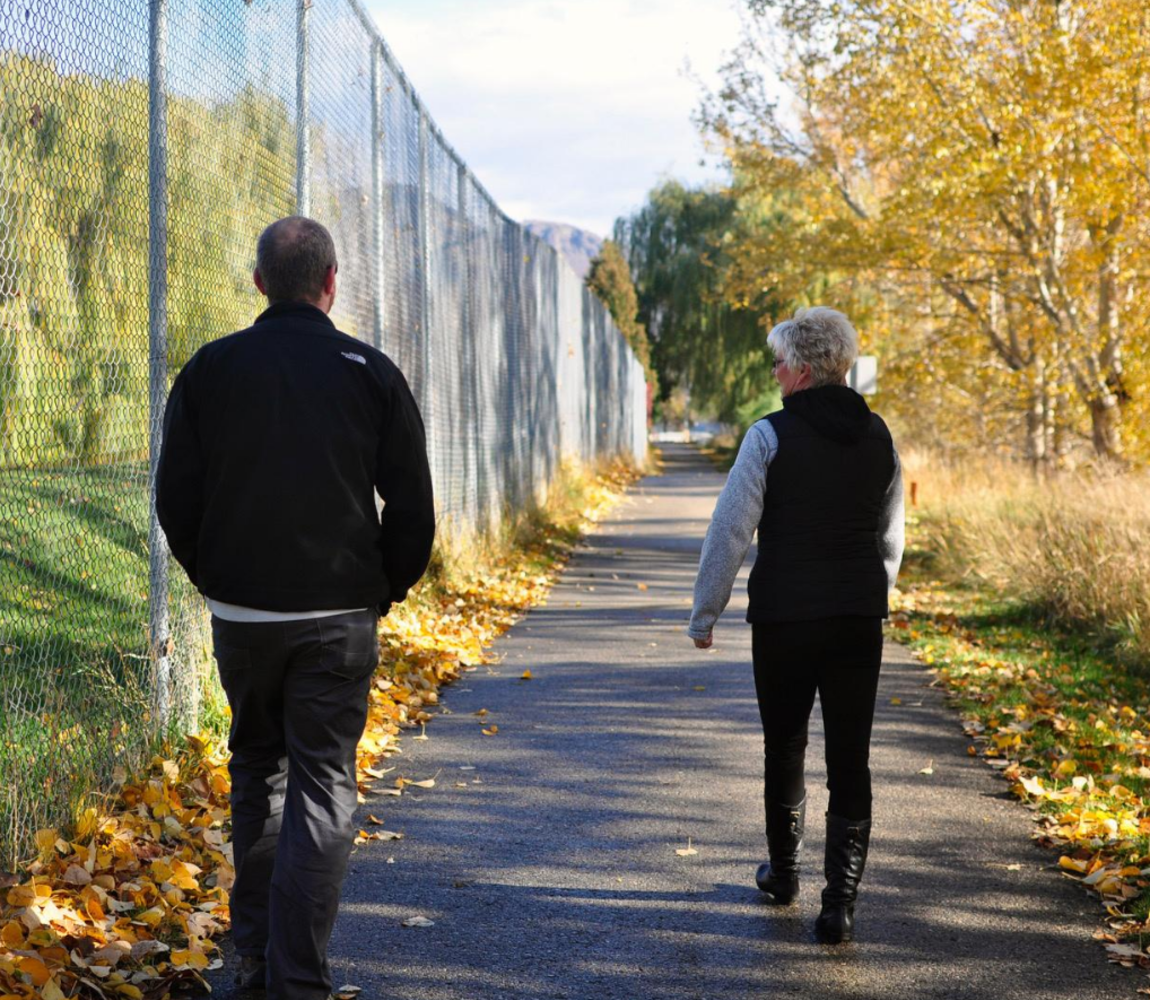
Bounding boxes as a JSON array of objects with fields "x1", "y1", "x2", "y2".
[{"x1": 767, "y1": 307, "x2": 859, "y2": 387}]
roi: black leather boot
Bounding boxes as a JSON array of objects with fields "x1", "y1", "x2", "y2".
[
  {"x1": 814, "y1": 814, "x2": 872, "y2": 943},
  {"x1": 755, "y1": 796, "x2": 806, "y2": 904}
]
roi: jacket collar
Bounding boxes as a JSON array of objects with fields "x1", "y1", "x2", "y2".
[{"x1": 254, "y1": 300, "x2": 335, "y2": 329}]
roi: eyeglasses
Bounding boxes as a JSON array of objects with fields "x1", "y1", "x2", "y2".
[{"x1": 772, "y1": 357, "x2": 787, "y2": 371}]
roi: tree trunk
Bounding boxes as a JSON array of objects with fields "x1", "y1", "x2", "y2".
[
  {"x1": 1026, "y1": 392, "x2": 1046, "y2": 469},
  {"x1": 1088, "y1": 393, "x2": 1123, "y2": 461},
  {"x1": 1043, "y1": 372, "x2": 1058, "y2": 467},
  {"x1": 1025, "y1": 360, "x2": 1049, "y2": 470}
]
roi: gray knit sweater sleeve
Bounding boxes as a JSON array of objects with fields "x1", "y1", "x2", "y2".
[
  {"x1": 877, "y1": 445, "x2": 905, "y2": 592},
  {"x1": 687, "y1": 421, "x2": 777, "y2": 639}
]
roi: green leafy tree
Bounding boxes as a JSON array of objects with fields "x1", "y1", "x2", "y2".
[
  {"x1": 613, "y1": 179, "x2": 778, "y2": 426},
  {"x1": 585, "y1": 239, "x2": 651, "y2": 374},
  {"x1": 0, "y1": 57, "x2": 295, "y2": 467}
]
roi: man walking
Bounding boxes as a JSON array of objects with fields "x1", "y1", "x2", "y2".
[{"x1": 157, "y1": 216, "x2": 435, "y2": 999}]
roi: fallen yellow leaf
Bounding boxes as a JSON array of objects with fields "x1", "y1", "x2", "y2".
[
  {"x1": 16, "y1": 956, "x2": 50, "y2": 987},
  {"x1": 675, "y1": 838, "x2": 698, "y2": 857}
]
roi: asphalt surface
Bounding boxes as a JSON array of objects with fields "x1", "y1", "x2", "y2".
[{"x1": 206, "y1": 443, "x2": 1133, "y2": 1000}]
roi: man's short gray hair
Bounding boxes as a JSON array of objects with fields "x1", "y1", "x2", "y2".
[
  {"x1": 255, "y1": 216, "x2": 337, "y2": 303},
  {"x1": 767, "y1": 306, "x2": 859, "y2": 387}
]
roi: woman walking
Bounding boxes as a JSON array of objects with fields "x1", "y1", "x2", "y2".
[{"x1": 687, "y1": 307, "x2": 904, "y2": 944}]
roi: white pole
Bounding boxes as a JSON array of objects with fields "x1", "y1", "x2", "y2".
[
  {"x1": 416, "y1": 102, "x2": 432, "y2": 419},
  {"x1": 147, "y1": 0, "x2": 171, "y2": 727},
  {"x1": 370, "y1": 41, "x2": 385, "y2": 350},
  {"x1": 296, "y1": 0, "x2": 311, "y2": 216}
]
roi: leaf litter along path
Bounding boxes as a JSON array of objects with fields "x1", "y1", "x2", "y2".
[{"x1": 208, "y1": 444, "x2": 1130, "y2": 1000}]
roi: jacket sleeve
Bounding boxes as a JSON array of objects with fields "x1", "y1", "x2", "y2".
[
  {"x1": 156, "y1": 363, "x2": 206, "y2": 588},
  {"x1": 687, "y1": 421, "x2": 776, "y2": 639},
  {"x1": 876, "y1": 445, "x2": 905, "y2": 592},
  {"x1": 375, "y1": 363, "x2": 436, "y2": 605}
]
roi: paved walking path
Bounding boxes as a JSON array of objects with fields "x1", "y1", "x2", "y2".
[{"x1": 216, "y1": 445, "x2": 1132, "y2": 999}]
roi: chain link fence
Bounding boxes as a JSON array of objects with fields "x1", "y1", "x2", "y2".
[{"x1": 0, "y1": 0, "x2": 648, "y2": 870}]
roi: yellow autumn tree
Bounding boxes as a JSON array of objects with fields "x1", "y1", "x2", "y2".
[{"x1": 706, "y1": 0, "x2": 1150, "y2": 464}]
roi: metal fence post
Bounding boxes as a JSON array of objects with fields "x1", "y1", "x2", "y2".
[
  {"x1": 296, "y1": 0, "x2": 312, "y2": 216},
  {"x1": 370, "y1": 41, "x2": 385, "y2": 351},
  {"x1": 416, "y1": 102, "x2": 432, "y2": 423},
  {"x1": 457, "y1": 162, "x2": 478, "y2": 529},
  {"x1": 147, "y1": 0, "x2": 170, "y2": 728}
]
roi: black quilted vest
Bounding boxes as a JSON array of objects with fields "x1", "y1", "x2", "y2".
[{"x1": 747, "y1": 385, "x2": 895, "y2": 623}]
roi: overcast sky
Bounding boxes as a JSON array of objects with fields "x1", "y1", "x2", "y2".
[{"x1": 364, "y1": 0, "x2": 748, "y2": 238}]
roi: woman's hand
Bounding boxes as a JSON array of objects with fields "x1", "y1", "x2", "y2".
[{"x1": 693, "y1": 632, "x2": 713, "y2": 649}]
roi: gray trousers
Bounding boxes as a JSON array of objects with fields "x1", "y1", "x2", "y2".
[{"x1": 211, "y1": 609, "x2": 379, "y2": 1000}]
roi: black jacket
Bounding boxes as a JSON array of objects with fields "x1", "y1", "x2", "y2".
[
  {"x1": 747, "y1": 385, "x2": 896, "y2": 623},
  {"x1": 156, "y1": 301, "x2": 435, "y2": 612}
]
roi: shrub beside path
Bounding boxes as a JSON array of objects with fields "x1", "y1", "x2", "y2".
[{"x1": 216, "y1": 444, "x2": 1130, "y2": 999}]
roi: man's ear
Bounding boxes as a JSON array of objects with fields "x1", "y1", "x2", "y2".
[
  {"x1": 253, "y1": 269, "x2": 267, "y2": 297},
  {"x1": 323, "y1": 265, "x2": 337, "y2": 297}
]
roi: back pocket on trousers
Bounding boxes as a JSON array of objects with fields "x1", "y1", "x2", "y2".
[
  {"x1": 328, "y1": 617, "x2": 380, "y2": 681},
  {"x1": 212, "y1": 643, "x2": 252, "y2": 680}
]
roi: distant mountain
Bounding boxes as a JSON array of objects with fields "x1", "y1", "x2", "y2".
[{"x1": 523, "y1": 220, "x2": 604, "y2": 281}]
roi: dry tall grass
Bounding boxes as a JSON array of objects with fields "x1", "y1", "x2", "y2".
[{"x1": 901, "y1": 449, "x2": 1150, "y2": 663}]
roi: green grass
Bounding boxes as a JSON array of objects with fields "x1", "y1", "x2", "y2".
[
  {"x1": 0, "y1": 462, "x2": 218, "y2": 869},
  {"x1": 1131, "y1": 887, "x2": 1150, "y2": 923},
  {"x1": 892, "y1": 516, "x2": 1150, "y2": 932}
]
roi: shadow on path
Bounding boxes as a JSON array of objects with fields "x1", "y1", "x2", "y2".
[{"x1": 207, "y1": 444, "x2": 1129, "y2": 1000}]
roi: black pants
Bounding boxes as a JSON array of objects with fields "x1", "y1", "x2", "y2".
[
  {"x1": 211, "y1": 609, "x2": 379, "y2": 1000},
  {"x1": 752, "y1": 617, "x2": 882, "y2": 820}
]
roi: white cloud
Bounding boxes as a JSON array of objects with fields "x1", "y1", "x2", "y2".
[{"x1": 365, "y1": 0, "x2": 746, "y2": 236}]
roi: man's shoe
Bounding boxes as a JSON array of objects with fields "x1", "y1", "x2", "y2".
[
  {"x1": 235, "y1": 955, "x2": 267, "y2": 990},
  {"x1": 755, "y1": 796, "x2": 805, "y2": 904},
  {"x1": 814, "y1": 814, "x2": 872, "y2": 944}
]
